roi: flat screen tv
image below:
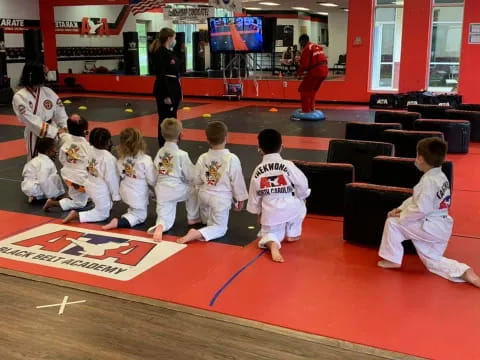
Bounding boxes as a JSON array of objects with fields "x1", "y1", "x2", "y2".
[{"x1": 208, "y1": 16, "x2": 264, "y2": 53}]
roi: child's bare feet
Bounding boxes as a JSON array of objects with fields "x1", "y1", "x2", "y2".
[
  {"x1": 267, "y1": 242, "x2": 284, "y2": 263},
  {"x1": 63, "y1": 210, "x2": 79, "y2": 224},
  {"x1": 377, "y1": 260, "x2": 401, "y2": 269},
  {"x1": 27, "y1": 196, "x2": 35, "y2": 203},
  {"x1": 43, "y1": 199, "x2": 59, "y2": 212},
  {"x1": 286, "y1": 236, "x2": 300, "y2": 242},
  {"x1": 102, "y1": 218, "x2": 118, "y2": 230},
  {"x1": 462, "y1": 268, "x2": 480, "y2": 288},
  {"x1": 153, "y1": 225, "x2": 164, "y2": 242},
  {"x1": 177, "y1": 229, "x2": 203, "y2": 244},
  {"x1": 187, "y1": 218, "x2": 201, "y2": 225}
]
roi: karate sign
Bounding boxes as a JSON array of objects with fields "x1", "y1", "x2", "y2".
[{"x1": 0, "y1": 224, "x2": 186, "y2": 281}]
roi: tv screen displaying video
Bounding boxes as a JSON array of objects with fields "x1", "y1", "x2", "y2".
[{"x1": 208, "y1": 17, "x2": 264, "y2": 53}]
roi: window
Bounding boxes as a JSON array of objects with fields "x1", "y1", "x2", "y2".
[
  {"x1": 371, "y1": 1, "x2": 403, "y2": 90},
  {"x1": 428, "y1": 0, "x2": 464, "y2": 92},
  {"x1": 136, "y1": 21, "x2": 149, "y2": 75}
]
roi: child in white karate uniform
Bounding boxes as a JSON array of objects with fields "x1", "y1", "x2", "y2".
[
  {"x1": 247, "y1": 129, "x2": 310, "y2": 262},
  {"x1": 103, "y1": 128, "x2": 156, "y2": 229},
  {"x1": 21, "y1": 137, "x2": 65, "y2": 203},
  {"x1": 378, "y1": 137, "x2": 480, "y2": 287},
  {"x1": 148, "y1": 118, "x2": 199, "y2": 241},
  {"x1": 63, "y1": 128, "x2": 120, "y2": 224},
  {"x1": 178, "y1": 121, "x2": 248, "y2": 243},
  {"x1": 43, "y1": 114, "x2": 91, "y2": 212}
]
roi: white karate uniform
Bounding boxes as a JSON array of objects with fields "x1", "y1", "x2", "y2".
[
  {"x1": 379, "y1": 167, "x2": 470, "y2": 282},
  {"x1": 117, "y1": 152, "x2": 156, "y2": 227},
  {"x1": 79, "y1": 148, "x2": 120, "y2": 223},
  {"x1": 21, "y1": 153, "x2": 65, "y2": 200},
  {"x1": 58, "y1": 133, "x2": 91, "y2": 211},
  {"x1": 150, "y1": 142, "x2": 199, "y2": 233},
  {"x1": 195, "y1": 149, "x2": 248, "y2": 241},
  {"x1": 12, "y1": 86, "x2": 68, "y2": 161},
  {"x1": 247, "y1": 153, "x2": 310, "y2": 249}
]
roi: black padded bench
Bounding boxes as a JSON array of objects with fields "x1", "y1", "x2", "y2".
[
  {"x1": 414, "y1": 119, "x2": 470, "y2": 153},
  {"x1": 374, "y1": 110, "x2": 421, "y2": 130},
  {"x1": 382, "y1": 129, "x2": 444, "y2": 158},
  {"x1": 407, "y1": 104, "x2": 451, "y2": 119},
  {"x1": 345, "y1": 122, "x2": 402, "y2": 142},
  {"x1": 445, "y1": 109, "x2": 480, "y2": 141}
]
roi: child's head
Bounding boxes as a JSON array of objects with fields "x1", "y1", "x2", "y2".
[
  {"x1": 89, "y1": 127, "x2": 112, "y2": 151},
  {"x1": 118, "y1": 127, "x2": 146, "y2": 158},
  {"x1": 20, "y1": 63, "x2": 45, "y2": 88},
  {"x1": 258, "y1": 129, "x2": 282, "y2": 155},
  {"x1": 67, "y1": 114, "x2": 88, "y2": 137},
  {"x1": 36, "y1": 137, "x2": 57, "y2": 159},
  {"x1": 416, "y1": 137, "x2": 447, "y2": 171},
  {"x1": 205, "y1": 121, "x2": 228, "y2": 147},
  {"x1": 161, "y1": 118, "x2": 182, "y2": 142}
]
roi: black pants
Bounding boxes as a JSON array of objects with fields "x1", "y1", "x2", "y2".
[{"x1": 155, "y1": 79, "x2": 182, "y2": 147}]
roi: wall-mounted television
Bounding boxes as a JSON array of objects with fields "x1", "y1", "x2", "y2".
[{"x1": 208, "y1": 16, "x2": 264, "y2": 53}]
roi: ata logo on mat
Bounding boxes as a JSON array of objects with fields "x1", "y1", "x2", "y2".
[{"x1": 0, "y1": 224, "x2": 186, "y2": 281}]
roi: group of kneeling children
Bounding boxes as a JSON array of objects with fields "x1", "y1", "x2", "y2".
[{"x1": 21, "y1": 114, "x2": 480, "y2": 287}]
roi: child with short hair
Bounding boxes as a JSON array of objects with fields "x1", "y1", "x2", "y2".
[
  {"x1": 43, "y1": 114, "x2": 91, "y2": 211},
  {"x1": 247, "y1": 129, "x2": 310, "y2": 262},
  {"x1": 21, "y1": 137, "x2": 65, "y2": 203},
  {"x1": 178, "y1": 121, "x2": 248, "y2": 243},
  {"x1": 148, "y1": 118, "x2": 199, "y2": 241},
  {"x1": 103, "y1": 128, "x2": 156, "y2": 230},
  {"x1": 63, "y1": 127, "x2": 120, "y2": 224},
  {"x1": 378, "y1": 137, "x2": 480, "y2": 287}
]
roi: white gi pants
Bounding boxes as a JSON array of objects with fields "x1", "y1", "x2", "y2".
[
  {"x1": 258, "y1": 211, "x2": 306, "y2": 249},
  {"x1": 59, "y1": 186, "x2": 89, "y2": 211},
  {"x1": 21, "y1": 174, "x2": 64, "y2": 200},
  {"x1": 379, "y1": 217, "x2": 470, "y2": 282},
  {"x1": 198, "y1": 191, "x2": 231, "y2": 241},
  {"x1": 154, "y1": 185, "x2": 199, "y2": 232},
  {"x1": 79, "y1": 191, "x2": 112, "y2": 223}
]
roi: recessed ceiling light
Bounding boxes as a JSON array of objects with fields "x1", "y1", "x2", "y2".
[
  {"x1": 343, "y1": 8, "x2": 349, "y2": 12},
  {"x1": 318, "y1": 2, "x2": 339, "y2": 7},
  {"x1": 245, "y1": 7, "x2": 262, "y2": 10},
  {"x1": 259, "y1": 2, "x2": 280, "y2": 5},
  {"x1": 317, "y1": 12, "x2": 329, "y2": 15},
  {"x1": 292, "y1": 6, "x2": 310, "y2": 10}
]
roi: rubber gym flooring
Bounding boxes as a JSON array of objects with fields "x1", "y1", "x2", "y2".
[{"x1": 0, "y1": 93, "x2": 479, "y2": 360}]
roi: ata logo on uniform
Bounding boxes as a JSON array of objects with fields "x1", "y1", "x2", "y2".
[{"x1": 0, "y1": 224, "x2": 186, "y2": 281}]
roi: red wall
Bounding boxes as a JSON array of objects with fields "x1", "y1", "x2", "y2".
[{"x1": 458, "y1": 0, "x2": 480, "y2": 103}]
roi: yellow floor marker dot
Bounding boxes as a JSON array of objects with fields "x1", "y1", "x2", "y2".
[
  {"x1": 202, "y1": 113, "x2": 212, "y2": 118},
  {"x1": 78, "y1": 106, "x2": 87, "y2": 110},
  {"x1": 125, "y1": 109, "x2": 133, "y2": 113},
  {"x1": 269, "y1": 107, "x2": 278, "y2": 112},
  {"x1": 183, "y1": 106, "x2": 191, "y2": 110},
  {"x1": 63, "y1": 100, "x2": 72, "y2": 104},
  {"x1": 248, "y1": 226, "x2": 255, "y2": 230}
]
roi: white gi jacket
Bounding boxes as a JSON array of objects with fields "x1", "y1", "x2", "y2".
[
  {"x1": 247, "y1": 153, "x2": 310, "y2": 226},
  {"x1": 12, "y1": 86, "x2": 68, "y2": 159},
  {"x1": 58, "y1": 133, "x2": 91, "y2": 186},
  {"x1": 21, "y1": 153, "x2": 64, "y2": 199},
  {"x1": 398, "y1": 167, "x2": 453, "y2": 240},
  {"x1": 117, "y1": 152, "x2": 156, "y2": 209},
  {"x1": 195, "y1": 149, "x2": 248, "y2": 201},
  {"x1": 153, "y1": 142, "x2": 195, "y2": 200},
  {"x1": 86, "y1": 148, "x2": 121, "y2": 202}
]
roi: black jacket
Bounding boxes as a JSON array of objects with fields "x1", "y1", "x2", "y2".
[{"x1": 152, "y1": 47, "x2": 180, "y2": 100}]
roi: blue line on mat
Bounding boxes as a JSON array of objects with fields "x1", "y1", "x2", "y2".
[{"x1": 209, "y1": 249, "x2": 266, "y2": 307}]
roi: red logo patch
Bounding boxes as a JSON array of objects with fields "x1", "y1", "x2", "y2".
[{"x1": 43, "y1": 100, "x2": 53, "y2": 110}]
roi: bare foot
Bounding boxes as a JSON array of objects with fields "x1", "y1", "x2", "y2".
[
  {"x1": 27, "y1": 196, "x2": 34, "y2": 204},
  {"x1": 462, "y1": 268, "x2": 480, "y2": 288},
  {"x1": 63, "y1": 210, "x2": 79, "y2": 224},
  {"x1": 43, "y1": 199, "x2": 59, "y2": 212},
  {"x1": 377, "y1": 260, "x2": 401, "y2": 269},
  {"x1": 153, "y1": 224, "x2": 164, "y2": 242},
  {"x1": 187, "y1": 218, "x2": 201, "y2": 225},
  {"x1": 102, "y1": 218, "x2": 118, "y2": 230},
  {"x1": 268, "y1": 242, "x2": 284, "y2": 263},
  {"x1": 177, "y1": 229, "x2": 203, "y2": 244},
  {"x1": 286, "y1": 236, "x2": 300, "y2": 242}
]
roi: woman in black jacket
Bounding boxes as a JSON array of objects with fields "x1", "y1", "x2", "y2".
[{"x1": 150, "y1": 27, "x2": 182, "y2": 147}]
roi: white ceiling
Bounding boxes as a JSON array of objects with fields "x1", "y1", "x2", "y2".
[{"x1": 242, "y1": 0, "x2": 349, "y2": 15}]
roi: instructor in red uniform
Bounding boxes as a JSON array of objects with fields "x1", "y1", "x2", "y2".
[{"x1": 297, "y1": 34, "x2": 329, "y2": 113}]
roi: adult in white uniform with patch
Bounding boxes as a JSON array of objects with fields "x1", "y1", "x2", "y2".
[
  {"x1": 12, "y1": 63, "x2": 68, "y2": 161},
  {"x1": 378, "y1": 138, "x2": 480, "y2": 287},
  {"x1": 179, "y1": 121, "x2": 248, "y2": 243},
  {"x1": 103, "y1": 128, "x2": 156, "y2": 230},
  {"x1": 247, "y1": 129, "x2": 310, "y2": 262},
  {"x1": 63, "y1": 128, "x2": 120, "y2": 224},
  {"x1": 148, "y1": 118, "x2": 199, "y2": 241},
  {"x1": 21, "y1": 137, "x2": 65, "y2": 202}
]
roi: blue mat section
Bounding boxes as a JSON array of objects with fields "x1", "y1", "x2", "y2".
[{"x1": 290, "y1": 109, "x2": 326, "y2": 121}]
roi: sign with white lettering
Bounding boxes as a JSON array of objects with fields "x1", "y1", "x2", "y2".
[{"x1": 163, "y1": 7, "x2": 214, "y2": 24}]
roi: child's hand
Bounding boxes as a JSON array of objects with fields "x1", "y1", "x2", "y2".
[
  {"x1": 234, "y1": 200, "x2": 244, "y2": 211},
  {"x1": 388, "y1": 208, "x2": 401, "y2": 217}
]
